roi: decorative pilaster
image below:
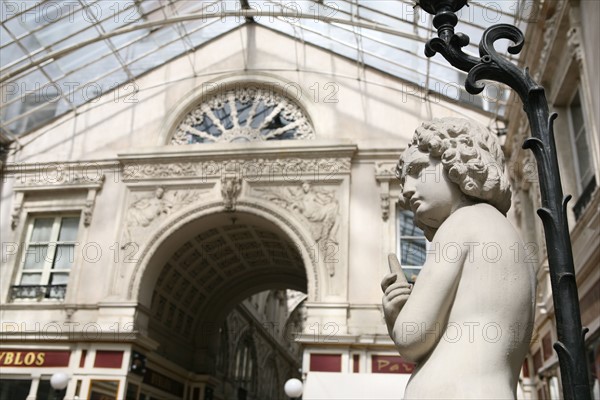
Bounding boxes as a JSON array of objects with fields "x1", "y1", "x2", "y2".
[{"x1": 374, "y1": 162, "x2": 399, "y2": 221}]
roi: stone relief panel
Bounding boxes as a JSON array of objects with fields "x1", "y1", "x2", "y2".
[
  {"x1": 121, "y1": 158, "x2": 351, "y2": 181},
  {"x1": 252, "y1": 182, "x2": 341, "y2": 277},
  {"x1": 255, "y1": 182, "x2": 340, "y2": 245},
  {"x1": 123, "y1": 152, "x2": 352, "y2": 303},
  {"x1": 534, "y1": 0, "x2": 565, "y2": 80},
  {"x1": 124, "y1": 187, "x2": 206, "y2": 247}
]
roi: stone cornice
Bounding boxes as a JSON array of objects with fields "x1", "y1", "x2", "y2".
[
  {"x1": 117, "y1": 140, "x2": 357, "y2": 161},
  {"x1": 374, "y1": 161, "x2": 399, "y2": 182},
  {"x1": 5, "y1": 163, "x2": 108, "y2": 228},
  {"x1": 12, "y1": 173, "x2": 105, "y2": 191},
  {"x1": 115, "y1": 141, "x2": 357, "y2": 181},
  {"x1": 120, "y1": 158, "x2": 353, "y2": 181},
  {"x1": 354, "y1": 148, "x2": 403, "y2": 162}
]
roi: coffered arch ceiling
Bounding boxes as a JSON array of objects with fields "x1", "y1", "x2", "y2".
[{"x1": 146, "y1": 212, "x2": 308, "y2": 346}]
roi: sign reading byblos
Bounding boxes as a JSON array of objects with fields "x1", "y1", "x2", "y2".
[{"x1": 0, "y1": 350, "x2": 71, "y2": 367}]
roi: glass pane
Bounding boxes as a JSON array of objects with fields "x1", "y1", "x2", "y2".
[
  {"x1": 36, "y1": 380, "x2": 52, "y2": 399},
  {"x1": 0, "y1": 42, "x2": 25, "y2": 68},
  {"x1": 89, "y1": 380, "x2": 119, "y2": 400},
  {"x1": 23, "y1": 245, "x2": 49, "y2": 269},
  {"x1": 53, "y1": 245, "x2": 75, "y2": 270},
  {"x1": 398, "y1": 211, "x2": 425, "y2": 237},
  {"x1": 576, "y1": 133, "x2": 592, "y2": 185},
  {"x1": 400, "y1": 238, "x2": 427, "y2": 266},
  {"x1": 0, "y1": 379, "x2": 32, "y2": 400},
  {"x1": 59, "y1": 217, "x2": 80, "y2": 241},
  {"x1": 570, "y1": 92, "x2": 584, "y2": 132},
  {"x1": 250, "y1": 101, "x2": 270, "y2": 129},
  {"x1": 214, "y1": 103, "x2": 234, "y2": 130},
  {"x1": 20, "y1": 273, "x2": 42, "y2": 285},
  {"x1": 50, "y1": 272, "x2": 69, "y2": 285},
  {"x1": 0, "y1": 25, "x2": 13, "y2": 46},
  {"x1": 30, "y1": 218, "x2": 54, "y2": 242},
  {"x1": 12, "y1": 98, "x2": 68, "y2": 136},
  {"x1": 126, "y1": 383, "x2": 139, "y2": 400}
]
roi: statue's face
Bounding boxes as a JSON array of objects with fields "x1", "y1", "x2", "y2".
[{"x1": 400, "y1": 148, "x2": 463, "y2": 235}]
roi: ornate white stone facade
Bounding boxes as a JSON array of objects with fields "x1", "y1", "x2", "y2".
[{"x1": 1, "y1": 5, "x2": 598, "y2": 398}]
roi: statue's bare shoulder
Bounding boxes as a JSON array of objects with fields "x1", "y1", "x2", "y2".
[{"x1": 439, "y1": 203, "x2": 517, "y2": 242}]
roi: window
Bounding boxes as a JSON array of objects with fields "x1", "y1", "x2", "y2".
[
  {"x1": 396, "y1": 206, "x2": 427, "y2": 283},
  {"x1": 569, "y1": 90, "x2": 595, "y2": 191},
  {"x1": 263, "y1": 358, "x2": 279, "y2": 400},
  {"x1": 216, "y1": 323, "x2": 229, "y2": 376},
  {"x1": 568, "y1": 90, "x2": 597, "y2": 219},
  {"x1": 12, "y1": 216, "x2": 80, "y2": 300},
  {"x1": 171, "y1": 87, "x2": 315, "y2": 144},
  {"x1": 0, "y1": 379, "x2": 52, "y2": 400},
  {"x1": 234, "y1": 337, "x2": 256, "y2": 394},
  {"x1": 0, "y1": 379, "x2": 31, "y2": 400}
]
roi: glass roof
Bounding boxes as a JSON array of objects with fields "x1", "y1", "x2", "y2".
[{"x1": 0, "y1": 0, "x2": 530, "y2": 141}]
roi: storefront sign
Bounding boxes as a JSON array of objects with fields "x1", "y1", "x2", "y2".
[
  {"x1": 309, "y1": 353, "x2": 342, "y2": 372},
  {"x1": 371, "y1": 355, "x2": 414, "y2": 374},
  {"x1": 94, "y1": 350, "x2": 123, "y2": 369},
  {"x1": 0, "y1": 350, "x2": 70, "y2": 367}
]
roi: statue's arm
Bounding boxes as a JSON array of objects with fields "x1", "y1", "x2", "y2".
[{"x1": 390, "y1": 221, "x2": 467, "y2": 363}]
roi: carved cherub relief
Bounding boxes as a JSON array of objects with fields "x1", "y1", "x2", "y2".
[
  {"x1": 256, "y1": 182, "x2": 340, "y2": 246},
  {"x1": 124, "y1": 187, "x2": 202, "y2": 246}
]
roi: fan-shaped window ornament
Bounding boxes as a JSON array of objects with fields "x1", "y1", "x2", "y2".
[{"x1": 171, "y1": 87, "x2": 315, "y2": 144}]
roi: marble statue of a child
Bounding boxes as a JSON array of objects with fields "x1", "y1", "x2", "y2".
[{"x1": 382, "y1": 118, "x2": 536, "y2": 399}]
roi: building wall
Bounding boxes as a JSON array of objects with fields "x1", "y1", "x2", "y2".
[
  {"x1": 504, "y1": 0, "x2": 600, "y2": 398},
  {"x1": 4, "y1": 7, "x2": 594, "y2": 398},
  {"x1": 0, "y1": 24, "x2": 494, "y2": 399}
]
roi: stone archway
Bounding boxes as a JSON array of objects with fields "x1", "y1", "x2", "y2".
[
  {"x1": 128, "y1": 202, "x2": 318, "y2": 372},
  {"x1": 129, "y1": 202, "x2": 319, "y2": 307}
]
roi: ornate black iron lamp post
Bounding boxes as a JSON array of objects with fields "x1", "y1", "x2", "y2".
[{"x1": 415, "y1": 0, "x2": 591, "y2": 398}]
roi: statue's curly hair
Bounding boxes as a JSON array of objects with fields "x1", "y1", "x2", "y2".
[{"x1": 396, "y1": 118, "x2": 512, "y2": 215}]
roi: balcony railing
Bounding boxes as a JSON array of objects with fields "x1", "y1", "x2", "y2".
[{"x1": 10, "y1": 284, "x2": 67, "y2": 300}]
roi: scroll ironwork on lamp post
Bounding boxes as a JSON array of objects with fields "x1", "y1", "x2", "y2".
[{"x1": 414, "y1": 0, "x2": 591, "y2": 398}]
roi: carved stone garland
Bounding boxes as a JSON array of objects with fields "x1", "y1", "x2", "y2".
[{"x1": 171, "y1": 87, "x2": 315, "y2": 144}]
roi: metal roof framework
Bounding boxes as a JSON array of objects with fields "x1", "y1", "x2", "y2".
[{"x1": 0, "y1": 0, "x2": 530, "y2": 141}]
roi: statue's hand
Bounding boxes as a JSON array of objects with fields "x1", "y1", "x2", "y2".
[{"x1": 381, "y1": 254, "x2": 412, "y2": 333}]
